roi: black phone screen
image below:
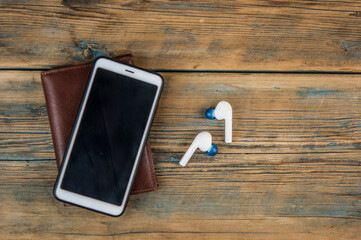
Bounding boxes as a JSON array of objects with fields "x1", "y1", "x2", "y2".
[{"x1": 61, "y1": 68, "x2": 157, "y2": 206}]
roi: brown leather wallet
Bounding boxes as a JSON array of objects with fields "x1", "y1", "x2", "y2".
[{"x1": 41, "y1": 54, "x2": 158, "y2": 195}]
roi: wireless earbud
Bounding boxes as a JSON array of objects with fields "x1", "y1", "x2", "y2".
[
  {"x1": 205, "y1": 101, "x2": 232, "y2": 143},
  {"x1": 179, "y1": 131, "x2": 218, "y2": 167}
]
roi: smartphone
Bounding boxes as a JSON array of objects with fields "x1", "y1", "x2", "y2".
[{"x1": 53, "y1": 57, "x2": 163, "y2": 216}]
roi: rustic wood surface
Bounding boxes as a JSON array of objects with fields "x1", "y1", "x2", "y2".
[
  {"x1": 1, "y1": 0, "x2": 361, "y2": 238},
  {"x1": 1, "y1": 0, "x2": 361, "y2": 71},
  {"x1": 0, "y1": 71, "x2": 360, "y2": 239}
]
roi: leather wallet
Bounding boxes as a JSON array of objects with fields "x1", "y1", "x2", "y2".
[{"x1": 41, "y1": 54, "x2": 158, "y2": 195}]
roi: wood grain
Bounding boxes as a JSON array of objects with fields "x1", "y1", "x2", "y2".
[
  {"x1": 0, "y1": 71, "x2": 360, "y2": 239},
  {"x1": 0, "y1": 0, "x2": 361, "y2": 71}
]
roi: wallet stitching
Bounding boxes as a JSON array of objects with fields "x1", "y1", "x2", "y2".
[
  {"x1": 146, "y1": 143, "x2": 158, "y2": 187},
  {"x1": 41, "y1": 56, "x2": 133, "y2": 76},
  {"x1": 41, "y1": 64, "x2": 94, "y2": 76},
  {"x1": 131, "y1": 186, "x2": 157, "y2": 194},
  {"x1": 147, "y1": 145, "x2": 158, "y2": 188}
]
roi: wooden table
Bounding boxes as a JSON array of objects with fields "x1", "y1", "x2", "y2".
[{"x1": 1, "y1": 1, "x2": 361, "y2": 239}]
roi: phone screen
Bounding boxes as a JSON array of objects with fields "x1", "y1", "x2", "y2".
[{"x1": 61, "y1": 68, "x2": 157, "y2": 206}]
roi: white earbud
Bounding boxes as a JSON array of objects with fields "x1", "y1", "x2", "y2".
[
  {"x1": 205, "y1": 101, "x2": 232, "y2": 143},
  {"x1": 179, "y1": 131, "x2": 218, "y2": 167}
]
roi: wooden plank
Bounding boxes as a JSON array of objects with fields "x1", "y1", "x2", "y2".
[
  {"x1": 0, "y1": 1, "x2": 361, "y2": 71},
  {"x1": 0, "y1": 71, "x2": 53, "y2": 160},
  {"x1": 0, "y1": 70, "x2": 360, "y2": 239},
  {"x1": 2, "y1": 71, "x2": 361, "y2": 159},
  {"x1": 0, "y1": 160, "x2": 361, "y2": 240}
]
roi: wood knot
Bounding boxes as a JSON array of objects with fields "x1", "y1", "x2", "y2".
[
  {"x1": 83, "y1": 48, "x2": 93, "y2": 58},
  {"x1": 350, "y1": 11, "x2": 361, "y2": 17}
]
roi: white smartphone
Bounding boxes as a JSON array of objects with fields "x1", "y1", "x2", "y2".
[{"x1": 54, "y1": 57, "x2": 163, "y2": 216}]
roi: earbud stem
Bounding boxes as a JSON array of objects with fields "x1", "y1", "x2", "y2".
[
  {"x1": 179, "y1": 142, "x2": 197, "y2": 166},
  {"x1": 225, "y1": 118, "x2": 232, "y2": 143}
]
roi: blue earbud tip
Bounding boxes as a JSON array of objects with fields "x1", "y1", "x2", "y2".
[
  {"x1": 206, "y1": 143, "x2": 218, "y2": 156},
  {"x1": 205, "y1": 107, "x2": 215, "y2": 120}
]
